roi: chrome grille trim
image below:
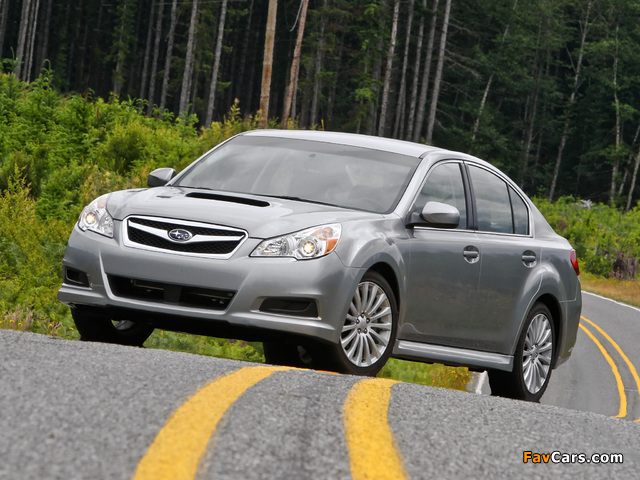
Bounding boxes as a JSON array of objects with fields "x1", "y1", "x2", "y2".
[{"x1": 122, "y1": 215, "x2": 248, "y2": 259}]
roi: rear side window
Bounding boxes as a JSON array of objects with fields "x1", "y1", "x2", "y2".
[
  {"x1": 509, "y1": 186, "x2": 530, "y2": 235},
  {"x1": 415, "y1": 162, "x2": 467, "y2": 229},
  {"x1": 469, "y1": 165, "x2": 530, "y2": 235}
]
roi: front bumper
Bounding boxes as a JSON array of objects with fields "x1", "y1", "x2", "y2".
[{"x1": 58, "y1": 223, "x2": 362, "y2": 344}]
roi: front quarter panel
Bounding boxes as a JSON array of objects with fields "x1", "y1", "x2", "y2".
[{"x1": 334, "y1": 216, "x2": 409, "y2": 297}]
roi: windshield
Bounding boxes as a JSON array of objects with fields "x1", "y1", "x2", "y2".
[{"x1": 173, "y1": 136, "x2": 420, "y2": 213}]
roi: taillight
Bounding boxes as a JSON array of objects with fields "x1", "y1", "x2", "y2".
[{"x1": 570, "y1": 249, "x2": 580, "y2": 276}]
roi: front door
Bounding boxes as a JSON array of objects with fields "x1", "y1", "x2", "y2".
[{"x1": 400, "y1": 161, "x2": 482, "y2": 348}]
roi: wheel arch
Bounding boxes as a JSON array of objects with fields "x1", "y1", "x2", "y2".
[
  {"x1": 367, "y1": 262, "x2": 401, "y2": 312},
  {"x1": 532, "y1": 293, "x2": 563, "y2": 368}
]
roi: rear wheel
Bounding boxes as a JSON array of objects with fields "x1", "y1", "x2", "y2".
[
  {"x1": 489, "y1": 303, "x2": 555, "y2": 402},
  {"x1": 71, "y1": 307, "x2": 154, "y2": 347},
  {"x1": 325, "y1": 271, "x2": 398, "y2": 376}
]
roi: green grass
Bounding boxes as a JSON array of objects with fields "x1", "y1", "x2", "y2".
[
  {"x1": 580, "y1": 272, "x2": 640, "y2": 307},
  {"x1": 142, "y1": 329, "x2": 471, "y2": 390},
  {"x1": 379, "y1": 359, "x2": 470, "y2": 390}
]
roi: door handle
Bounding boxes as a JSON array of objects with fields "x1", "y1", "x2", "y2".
[
  {"x1": 463, "y1": 246, "x2": 480, "y2": 263},
  {"x1": 522, "y1": 251, "x2": 537, "y2": 266}
]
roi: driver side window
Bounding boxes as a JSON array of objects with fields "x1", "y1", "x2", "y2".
[{"x1": 415, "y1": 162, "x2": 468, "y2": 229}]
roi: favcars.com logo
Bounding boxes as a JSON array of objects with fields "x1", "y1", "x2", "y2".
[{"x1": 523, "y1": 451, "x2": 623, "y2": 464}]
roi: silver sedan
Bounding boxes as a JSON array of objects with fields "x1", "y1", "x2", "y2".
[{"x1": 58, "y1": 130, "x2": 582, "y2": 401}]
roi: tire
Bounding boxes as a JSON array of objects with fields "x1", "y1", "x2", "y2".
[
  {"x1": 489, "y1": 303, "x2": 555, "y2": 402},
  {"x1": 71, "y1": 307, "x2": 155, "y2": 347},
  {"x1": 324, "y1": 271, "x2": 398, "y2": 376},
  {"x1": 263, "y1": 341, "x2": 313, "y2": 368}
]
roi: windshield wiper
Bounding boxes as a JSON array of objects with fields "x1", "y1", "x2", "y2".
[
  {"x1": 177, "y1": 185, "x2": 216, "y2": 191},
  {"x1": 256, "y1": 194, "x2": 340, "y2": 208}
]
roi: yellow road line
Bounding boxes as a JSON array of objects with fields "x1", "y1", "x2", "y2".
[
  {"x1": 343, "y1": 378, "x2": 406, "y2": 480},
  {"x1": 132, "y1": 366, "x2": 290, "y2": 480},
  {"x1": 581, "y1": 316, "x2": 640, "y2": 422},
  {"x1": 578, "y1": 323, "x2": 627, "y2": 419}
]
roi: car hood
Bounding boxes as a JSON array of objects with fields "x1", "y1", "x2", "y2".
[{"x1": 107, "y1": 186, "x2": 377, "y2": 238}]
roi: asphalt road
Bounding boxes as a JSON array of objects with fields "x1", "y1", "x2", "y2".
[
  {"x1": 1, "y1": 292, "x2": 639, "y2": 479},
  {"x1": 542, "y1": 291, "x2": 640, "y2": 421}
]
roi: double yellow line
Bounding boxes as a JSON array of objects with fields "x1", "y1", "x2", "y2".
[
  {"x1": 132, "y1": 368, "x2": 407, "y2": 480},
  {"x1": 580, "y1": 315, "x2": 640, "y2": 421}
]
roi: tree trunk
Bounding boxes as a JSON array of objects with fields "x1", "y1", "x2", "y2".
[
  {"x1": 627, "y1": 143, "x2": 640, "y2": 212},
  {"x1": 205, "y1": 0, "x2": 229, "y2": 126},
  {"x1": 235, "y1": 0, "x2": 254, "y2": 104},
  {"x1": 113, "y1": 0, "x2": 133, "y2": 96},
  {"x1": 518, "y1": 15, "x2": 545, "y2": 185},
  {"x1": 393, "y1": 0, "x2": 414, "y2": 139},
  {"x1": 367, "y1": 38, "x2": 383, "y2": 135},
  {"x1": 0, "y1": 0, "x2": 9, "y2": 57},
  {"x1": 406, "y1": 0, "x2": 428, "y2": 141},
  {"x1": 35, "y1": 0, "x2": 52, "y2": 76},
  {"x1": 548, "y1": 0, "x2": 593, "y2": 201},
  {"x1": 160, "y1": 0, "x2": 178, "y2": 113},
  {"x1": 282, "y1": 0, "x2": 309, "y2": 128},
  {"x1": 246, "y1": 27, "x2": 261, "y2": 113},
  {"x1": 310, "y1": 0, "x2": 328, "y2": 128},
  {"x1": 15, "y1": 0, "x2": 32, "y2": 80},
  {"x1": 378, "y1": 0, "x2": 400, "y2": 137},
  {"x1": 259, "y1": 0, "x2": 278, "y2": 128},
  {"x1": 139, "y1": 0, "x2": 156, "y2": 100},
  {"x1": 147, "y1": 0, "x2": 164, "y2": 113},
  {"x1": 610, "y1": 23, "x2": 621, "y2": 206},
  {"x1": 326, "y1": 31, "x2": 345, "y2": 127},
  {"x1": 470, "y1": 0, "x2": 518, "y2": 146},
  {"x1": 180, "y1": 0, "x2": 199, "y2": 114},
  {"x1": 23, "y1": 0, "x2": 41, "y2": 81},
  {"x1": 519, "y1": 68, "x2": 540, "y2": 186},
  {"x1": 425, "y1": 0, "x2": 451, "y2": 144},
  {"x1": 412, "y1": 0, "x2": 439, "y2": 143}
]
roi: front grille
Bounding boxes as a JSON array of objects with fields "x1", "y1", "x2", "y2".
[
  {"x1": 109, "y1": 275, "x2": 235, "y2": 310},
  {"x1": 123, "y1": 216, "x2": 247, "y2": 258}
]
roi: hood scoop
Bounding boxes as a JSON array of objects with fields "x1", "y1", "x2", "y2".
[{"x1": 185, "y1": 192, "x2": 270, "y2": 207}]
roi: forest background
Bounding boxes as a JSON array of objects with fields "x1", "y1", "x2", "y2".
[{"x1": 1, "y1": 0, "x2": 640, "y2": 386}]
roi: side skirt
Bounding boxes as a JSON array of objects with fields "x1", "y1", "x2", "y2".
[{"x1": 393, "y1": 340, "x2": 514, "y2": 372}]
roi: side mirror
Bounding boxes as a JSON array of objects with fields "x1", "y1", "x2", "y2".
[
  {"x1": 420, "y1": 201, "x2": 460, "y2": 228},
  {"x1": 148, "y1": 168, "x2": 176, "y2": 187}
]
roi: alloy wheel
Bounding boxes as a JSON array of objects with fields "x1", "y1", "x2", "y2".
[
  {"x1": 340, "y1": 281, "x2": 393, "y2": 367},
  {"x1": 522, "y1": 313, "x2": 553, "y2": 394}
]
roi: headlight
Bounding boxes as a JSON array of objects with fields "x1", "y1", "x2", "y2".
[
  {"x1": 251, "y1": 224, "x2": 341, "y2": 260},
  {"x1": 77, "y1": 194, "x2": 114, "y2": 238}
]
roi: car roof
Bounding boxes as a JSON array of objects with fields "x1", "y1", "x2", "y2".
[{"x1": 241, "y1": 129, "x2": 443, "y2": 158}]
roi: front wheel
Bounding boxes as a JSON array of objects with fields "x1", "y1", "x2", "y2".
[
  {"x1": 324, "y1": 271, "x2": 398, "y2": 376},
  {"x1": 489, "y1": 303, "x2": 555, "y2": 402},
  {"x1": 71, "y1": 307, "x2": 155, "y2": 347}
]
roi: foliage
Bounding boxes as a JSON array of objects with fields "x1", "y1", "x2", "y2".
[
  {"x1": 379, "y1": 359, "x2": 471, "y2": 391},
  {"x1": 0, "y1": 174, "x2": 72, "y2": 335},
  {"x1": 144, "y1": 331, "x2": 266, "y2": 364},
  {"x1": 0, "y1": 73, "x2": 261, "y2": 346},
  {"x1": 534, "y1": 196, "x2": 640, "y2": 278},
  {"x1": 5, "y1": 0, "x2": 640, "y2": 205}
]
